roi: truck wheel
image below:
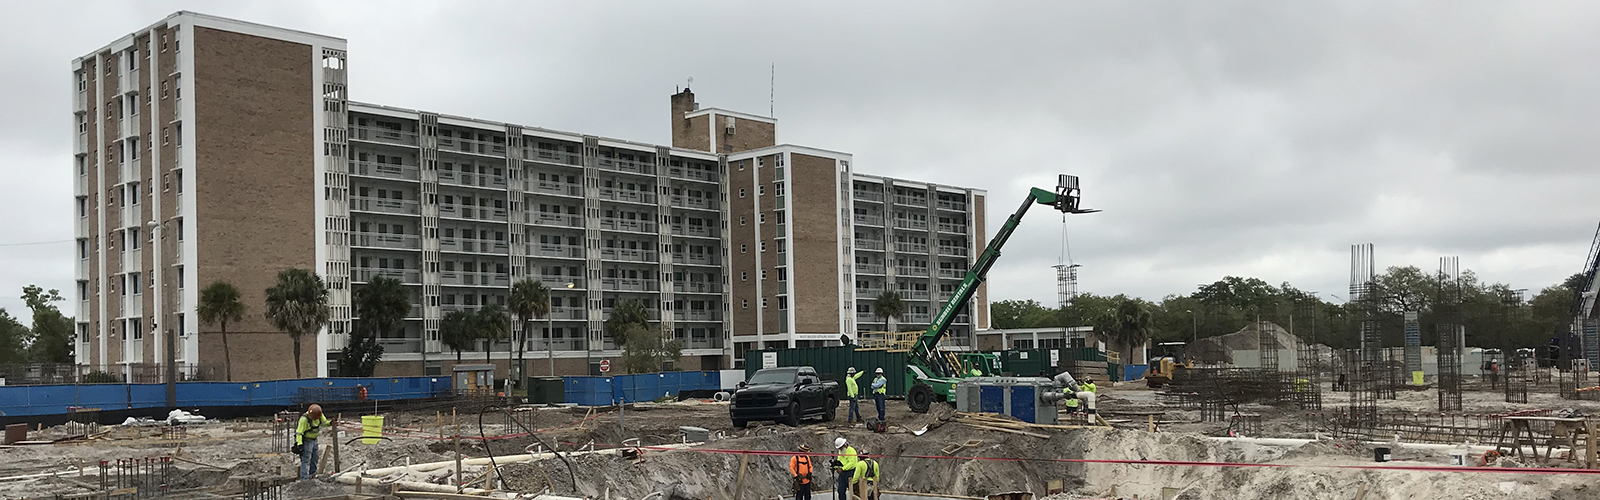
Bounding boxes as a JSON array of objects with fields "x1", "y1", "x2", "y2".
[
  {"x1": 733, "y1": 418, "x2": 748, "y2": 429},
  {"x1": 822, "y1": 397, "x2": 838, "y2": 422},
  {"x1": 908, "y1": 383, "x2": 934, "y2": 414},
  {"x1": 784, "y1": 402, "x2": 802, "y2": 427}
]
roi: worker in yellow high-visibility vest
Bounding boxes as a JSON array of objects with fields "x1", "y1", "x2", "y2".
[
  {"x1": 845, "y1": 367, "x2": 865, "y2": 423},
  {"x1": 871, "y1": 368, "x2": 889, "y2": 423}
]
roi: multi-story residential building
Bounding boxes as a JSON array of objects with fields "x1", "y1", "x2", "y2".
[{"x1": 71, "y1": 12, "x2": 988, "y2": 381}]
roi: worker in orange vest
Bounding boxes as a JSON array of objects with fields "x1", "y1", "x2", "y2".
[{"x1": 789, "y1": 444, "x2": 815, "y2": 500}]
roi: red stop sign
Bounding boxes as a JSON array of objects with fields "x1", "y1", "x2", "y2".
[{"x1": 600, "y1": 360, "x2": 611, "y2": 373}]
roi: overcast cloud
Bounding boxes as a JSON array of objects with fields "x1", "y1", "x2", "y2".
[{"x1": 3, "y1": 1, "x2": 1598, "y2": 317}]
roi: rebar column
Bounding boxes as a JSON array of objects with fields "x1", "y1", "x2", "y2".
[
  {"x1": 1349, "y1": 244, "x2": 1380, "y2": 429},
  {"x1": 1437, "y1": 257, "x2": 1463, "y2": 411}
]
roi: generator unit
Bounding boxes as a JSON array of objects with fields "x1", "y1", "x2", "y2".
[{"x1": 954, "y1": 377, "x2": 1065, "y2": 424}]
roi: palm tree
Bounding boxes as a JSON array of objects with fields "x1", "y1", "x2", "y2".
[
  {"x1": 605, "y1": 299, "x2": 652, "y2": 346},
  {"x1": 474, "y1": 304, "x2": 509, "y2": 365},
  {"x1": 874, "y1": 290, "x2": 906, "y2": 332},
  {"x1": 1105, "y1": 297, "x2": 1153, "y2": 365},
  {"x1": 264, "y1": 269, "x2": 330, "y2": 379},
  {"x1": 508, "y1": 279, "x2": 550, "y2": 378},
  {"x1": 440, "y1": 310, "x2": 475, "y2": 364},
  {"x1": 197, "y1": 281, "x2": 244, "y2": 381},
  {"x1": 346, "y1": 276, "x2": 409, "y2": 376}
]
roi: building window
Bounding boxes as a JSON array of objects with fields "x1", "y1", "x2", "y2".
[
  {"x1": 739, "y1": 216, "x2": 745, "y2": 226},
  {"x1": 760, "y1": 241, "x2": 767, "y2": 252},
  {"x1": 778, "y1": 296, "x2": 788, "y2": 310},
  {"x1": 777, "y1": 268, "x2": 787, "y2": 281},
  {"x1": 128, "y1": 182, "x2": 140, "y2": 205},
  {"x1": 759, "y1": 185, "x2": 765, "y2": 196},
  {"x1": 129, "y1": 92, "x2": 139, "y2": 115},
  {"x1": 129, "y1": 138, "x2": 139, "y2": 160},
  {"x1": 740, "y1": 244, "x2": 746, "y2": 254},
  {"x1": 758, "y1": 213, "x2": 765, "y2": 224},
  {"x1": 775, "y1": 183, "x2": 785, "y2": 196},
  {"x1": 129, "y1": 228, "x2": 140, "y2": 250},
  {"x1": 776, "y1": 212, "x2": 785, "y2": 224},
  {"x1": 742, "y1": 299, "x2": 749, "y2": 309},
  {"x1": 760, "y1": 270, "x2": 767, "y2": 280},
  {"x1": 77, "y1": 198, "x2": 86, "y2": 218},
  {"x1": 739, "y1": 188, "x2": 746, "y2": 198},
  {"x1": 762, "y1": 297, "x2": 768, "y2": 309},
  {"x1": 175, "y1": 219, "x2": 183, "y2": 241},
  {"x1": 740, "y1": 271, "x2": 747, "y2": 282},
  {"x1": 129, "y1": 272, "x2": 141, "y2": 292},
  {"x1": 78, "y1": 240, "x2": 87, "y2": 259},
  {"x1": 177, "y1": 266, "x2": 184, "y2": 289},
  {"x1": 161, "y1": 81, "x2": 168, "y2": 99}
]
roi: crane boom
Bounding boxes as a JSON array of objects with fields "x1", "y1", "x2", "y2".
[{"x1": 910, "y1": 176, "x2": 1096, "y2": 379}]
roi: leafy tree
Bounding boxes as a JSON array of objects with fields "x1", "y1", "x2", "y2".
[
  {"x1": 1103, "y1": 296, "x2": 1153, "y2": 363},
  {"x1": 991, "y1": 299, "x2": 1055, "y2": 329},
  {"x1": 508, "y1": 279, "x2": 550, "y2": 376},
  {"x1": 0, "y1": 308, "x2": 31, "y2": 364},
  {"x1": 604, "y1": 300, "x2": 652, "y2": 346},
  {"x1": 474, "y1": 304, "x2": 509, "y2": 365},
  {"x1": 197, "y1": 281, "x2": 244, "y2": 381},
  {"x1": 617, "y1": 323, "x2": 682, "y2": 374},
  {"x1": 22, "y1": 285, "x2": 72, "y2": 363},
  {"x1": 873, "y1": 290, "x2": 905, "y2": 331},
  {"x1": 440, "y1": 310, "x2": 476, "y2": 363},
  {"x1": 264, "y1": 269, "x2": 330, "y2": 378},
  {"x1": 341, "y1": 276, "x2": 408, "y2": 377}
]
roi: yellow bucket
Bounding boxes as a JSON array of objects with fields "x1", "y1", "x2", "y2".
[{"x1": 361, "y1": 415, "x2": 384, "y2": 445}]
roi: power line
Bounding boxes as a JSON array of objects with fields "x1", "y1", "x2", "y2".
[{"x1": 0, "y1": 238, "x2": 74, "y2": 246}]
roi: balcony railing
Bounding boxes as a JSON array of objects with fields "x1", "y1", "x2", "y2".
[
  {"x1": 855, "y1": 264, "x2": 885, "y2": 275},
  {"x1": 894, "y1": 219, "x2": 929, "y2": 231},
  {"x1": 77, "y1": 259, "x2": 90, "y2": 278},
  {"x1": 853, "y1": 191, "x2": 884, "y2": 202},
  {"x1": 352, "y1": 267, "x2": 421, "y2": 284},
  {"x1": 439, "y1": 237, "x2": 508, "y2": 254},
  {"x1": 938, "y1": 223, "x2": 968, "y2": 234},
  {"x1": 543, "y1": 306, "x2": 585, "y2": 320},
  {"x1": 438, "y1": 136, "x2": 507, "y2": 156},
  {"x1": 672, "y1": 254, "x2": 719, "y2": 266},
  {"x1": 537, "y1": 275, "x2": 581, "y2": 288},
  {"x1": 894, "y1": 195, "x2": 927, "y2": 207},
  {"x1": 896, "y1": 266, "x2": 930, "y2": 277},
  {"x1": 350, "y1": 125, "x2": 419, "y2": 146},
  {"x1": 680, "y1": 310, "x2": 720, "y2": 321},
  {"x1": 673, "y1": 282, "x2": 722, "y2": 294},
  {"x1": 439, "y1": 204, "x2": 507, "y2": 222},
  {"x1": 856, "y1": 287, "x2": 883, "y2": 298},
  {"x1": 440, "y1": 271, "x2": 510, "y2": 287},
  {"x1": 526, "y1": 180, "x2": 583, "y2": 197},
  {"x1": 526, "y1": 148, "x2": 582, "y2": 166},
  {"x1": 600, "y1": 218, "x2": 656, "y2": 233},
  {"x1": 601, "y1": 248, "x2": 656, "y2": 262},
  {"x1": 668, "y1": 167, "x2": 719, "y2": 183},
  {"x1": 670, "y1": 195, "x2": 718, "y2": 210},
  {"x1": 350, "y1": 161, "x2": 420, "y2": 181},
  {"x1": 596, "y1": 157, "x2": 654, "y2": 175},
  {"x1": 937, "y1": 200, "x2": 968, "y2": 211},
  {"x1": 894, "y1": 243, "x2": 929, "y2": 254},
  {"x1": 937, "y1": 246, "x2": 969, "y2": 257},
  {"x1": 854, "y1": 239, "x2": 885, "y2": 251},
  {"x1": 602, "y1": 278, "x2": 659, "y2": 292},
  {"x1": 351, "y1": 197, "x2": 421, "y2": 216},
  {"x1": 902, "y1": 313, "x2": 932, "y2": 324},
  {"x1": 598, "y1": 188, "x2": 655, "y2": 205},
  {"x1": 602, "y1": 307, "x2": 661, "y2": 321},
  {"x1": 378, "y1": 338, "x2": 423, "y2": 354},
  {"x1": 937, "y1": 269, "x2": 964, "y2": 279},
  {"x1": 528, "y1": 244, "x2": 583, "y2": 258},
  {"x1": 527, "y1": 212, "x2": 583, "y2": 228},
  {"x1": 351, "y1": 232, "x2": 421, "y2": 250},
  {"x1": 856, "y1": 312, "x2": 880, "y2": 323},
  {"x1": 853, "y1": 215, "x2": 883, "y2": 226},
  {"x1": 670, "y1": 225, "x2": 717, "y2": 238},
  {"x1": 76, "y1": 217, "x2": 90, "y2": 237},
  {"x1": 76, "y1": 175, "x2": 88, "y2": 197},
  {"x1": 901, "y1": 290, "x2": 931, "y2": 301},
  {"x1": 439, "y1": 170, "x2": 507, "y2": 189}
]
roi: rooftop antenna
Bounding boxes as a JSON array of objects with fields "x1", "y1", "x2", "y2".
[{"x1": 687, "y1": 77, "x2": 693, "y2": 90}]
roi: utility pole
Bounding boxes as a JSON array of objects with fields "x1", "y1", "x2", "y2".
[{"x1": 1187, "y1": 309, "x2": 1197, "y2": 344}]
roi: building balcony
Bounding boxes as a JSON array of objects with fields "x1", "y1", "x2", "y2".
[
  {"x1": 172, "y1": 242, "x2": 183, "y2": 261},
  {"x1": 525, "y1": 148, "x2": 583, "y2": 166},
  {"x1": 123, "y1": 248, "x2": 142, "y2": 274},
  {"x1": 437, "y1": 136, "x2": 507, "y2": 157},
  {"x1": 669, "y1": 195, "x2": 718, "y2": 211},
  {"x1": 124, "y1": 294, "x2": 143, "y2": 319},
  {"x1": 76, "y1": 90, "x2": 86, "y2": 112},
  {"x1": 526, "y1": 180, "x2": 583, "y2": 198},
  {"x1": 894, "y1": 219, "x2": 929, "y2": 231},
  {"x1": 856, "y1": 312, "x2": 880, "y2": 323},
  {"x1": 545, "y1": 306, "x2": 585, "y2": 320},
  {"x1": 937, "y1": 223, "x2": 968, "y2": 234},
  {"x1": 120, "y1": 114, "x2": 140, "y2": 140},
  {"x1": 896, "y1": 266, "x2": 930, "y2": 277},
  {"x1": 351, "y1": 197, "x2": 421, "y2": 216},
  {"x1": 901, "y1": 290, "x2": 931, "y2": 301},
  {"x1": 937, "y1": 246, "x2": 969, "y2": 257},
  {"x1": 598, "y1": 188, "x2": 656, "y2": 205},
  {"x1": 894, "y1": 243, "x2": 929, "y2": 254},
  {"x1": 937, "y1": 200, "x2": 968, "y2": 212},
  {"x1": 440, "y1": 304, "x2": 481, "y2": 314},
  {"x1": 596, "y1": 157, "x2": 655, "y2": 176},
  {"x1": 349, "y1": 161, "x2": 420, "y2": 181},
  {"x1": 601, "y1": 247, "x2": 656, "y2": 263},
  {"x1": 854, "y1": 239, "x2": 885, "y2": 251},
  {"x1": 894, "y1": 195, "x2": 927, "y2": 207},
  {"x1": 666, "y1": 166, "x2": 717, "y2": 183},
  {"x1": 76, "y1": 132, "x2": 87, "y2": 155},
  {"x1": 902, "y1": 313, "x2": 932, "y2": 324},
  {"x1": 855, "y1": 264, "x2": 885, "y2": 275},
  {"x1": 438, "y1": 170, "x2": 507, "y2": 190},
  {"x1": 853, "y1": 191, "x2": 884, "y2": 203},
  {"x1": 602, "y1": 307, "x2": 660, "y2": 321},
  {"x1": 438, "y1": 204, "x2": 507, "y2": 222},
  {"x1": 350, "y1": 125, "x2": 419, "y2": 146},
  {"x1": 937, "y1": 269, "x2": 964, "y2": 279},
  {"x1": 680, "y1": 310, "x2": 721, "y2": 322},
  {"x1": 120, "y1": 161, "x2": 142, "y2": 188},
  {"x1": 536, "y1": 275, "x2": 581, "y2": 288},
  {"x1": 440, "y1": 237, "x2": 508, "y2": 255},
  {"x1": 351, "y1": 232, "x2": 421, "y2": 250},
  {"x1": 670, "y1": 224, "x2": 718, "y2": 238},
  {"x1": 527, "y1": 212, "x2": 584, "y2": 228},
  {"x1": 528, "y1": 244, "x2": 583, "y2": 259},
  {"x1": 672, "y1": 253, "x2": 719, "y2": 266},
  {"x1": 77, "y1": 258, "x2": 90, "y2": 279},
  {"x1": 378, "y1": 337, "x2": 423, "y2": 354},
  {"x1": 856, "y1": 287, "x2": 883, "y2": 298},
  {"x1": 76, "y1": 217, "x2": 90, "y2": 237},
  {"x1": 602, "y1": 278, "x2": 659, "y2": 292},
  {"x1": 600, "y1": 218, "x2": 656, "y2": 234},
  {"x1": 440, "y1": 271, "x2": 510, "y2": 287},
  {"x1": 853, "y1": 215, "x2": 883, "y2": 227},
  {"x1": 352, "y1": 267, "x2": 421, "y2": 284},
  {"x1": 76, "y1": 174, "x2": 88, "y2": 197},
  {"x1": 673, "y1": 282, "x2": 722, "y2": 294}
]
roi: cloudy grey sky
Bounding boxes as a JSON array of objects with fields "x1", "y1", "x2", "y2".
[{"x1": 3, "y1": 1, "x2": 1598, "y2": 317}]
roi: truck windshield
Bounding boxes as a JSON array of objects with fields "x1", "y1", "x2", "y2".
[{"x1": 747, "y1": 369, "x2": 798, "y2": 385}]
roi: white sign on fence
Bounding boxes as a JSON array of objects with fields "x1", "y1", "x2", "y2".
[
  {"x1": 762, "y1": 352, "x2": 778, "y2": 369},
  {"x1": 1050, "y1": 349, "x2": 1060, "y2": 367}
]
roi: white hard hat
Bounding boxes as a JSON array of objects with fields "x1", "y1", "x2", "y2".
[
  {"x1": 834, "y1": 437, "x2": 847, "y2": 449},
  {"x1": 875, "y1": 368, "x2": 884, "y2": 374},
  {"x1": 847, "y1": 367, "x2": 857, "y2": 374}
]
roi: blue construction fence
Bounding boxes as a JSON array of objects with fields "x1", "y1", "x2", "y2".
[
  {"x1": 1123, "y1": 364, "x2": 1149, "y2": 382},
  {"x1": 563, "y1": 371, "x2": 721, "y2": 406},
  {"x1": 0, "y1": 377, "x2": 452, "y2": 418}
]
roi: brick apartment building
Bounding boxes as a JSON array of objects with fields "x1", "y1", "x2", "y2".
[{"x1": 71, "y1": 12, "x2": 989, "y2": 381}]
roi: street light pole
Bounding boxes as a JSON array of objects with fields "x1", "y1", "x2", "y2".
[{"x1": 1187, "y1": 309, "x2": 1197, "y2": 344}]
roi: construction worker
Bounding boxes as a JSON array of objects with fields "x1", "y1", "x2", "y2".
[
  {"x1": 293, "y1": 404, "x2": 330, "y2": 480},
  {"x1": 871, "y1": 368, "x2": 888, "y2": 423},
  {"x1": 833, "y1": 437, "x2": 861, "y2": 499},
  {"x1": 1052, "y1": 371, "x2": 1095, "y2": 416},
  {"x1": 1082, "y1": 377, "x2": 1098, "y2": 395},
  {"x1": 790, "y1": 444, "x2": 815, "y2": 500},
  {"x1": 852, "y1": 452, "x2": 881, "y2": 500},
  {"x1": 845, "y1": 367, "x2": 865, "y2": 423}
]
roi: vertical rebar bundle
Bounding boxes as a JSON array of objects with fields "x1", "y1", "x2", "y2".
[
  {"x1": 1257, "y1": 319, "x2": 1279, "y2": 373},
  {"x1": 1501, "y1": 289, "x2": 1529, "y2": 403},
  {"x1": 1437, "y1": 257, "x2": 1463, "y2": 411},
  {"x1": 1294, "y1": 301, "x2": 1323, "y2": 410},
  {"x1": 1349, "y1": 244, "x2": 1379, "y2": 428}
]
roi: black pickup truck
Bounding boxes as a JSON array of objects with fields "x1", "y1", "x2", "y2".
[{"x1": 729, "y1": 366, "x2": 839, "y2": 428}]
